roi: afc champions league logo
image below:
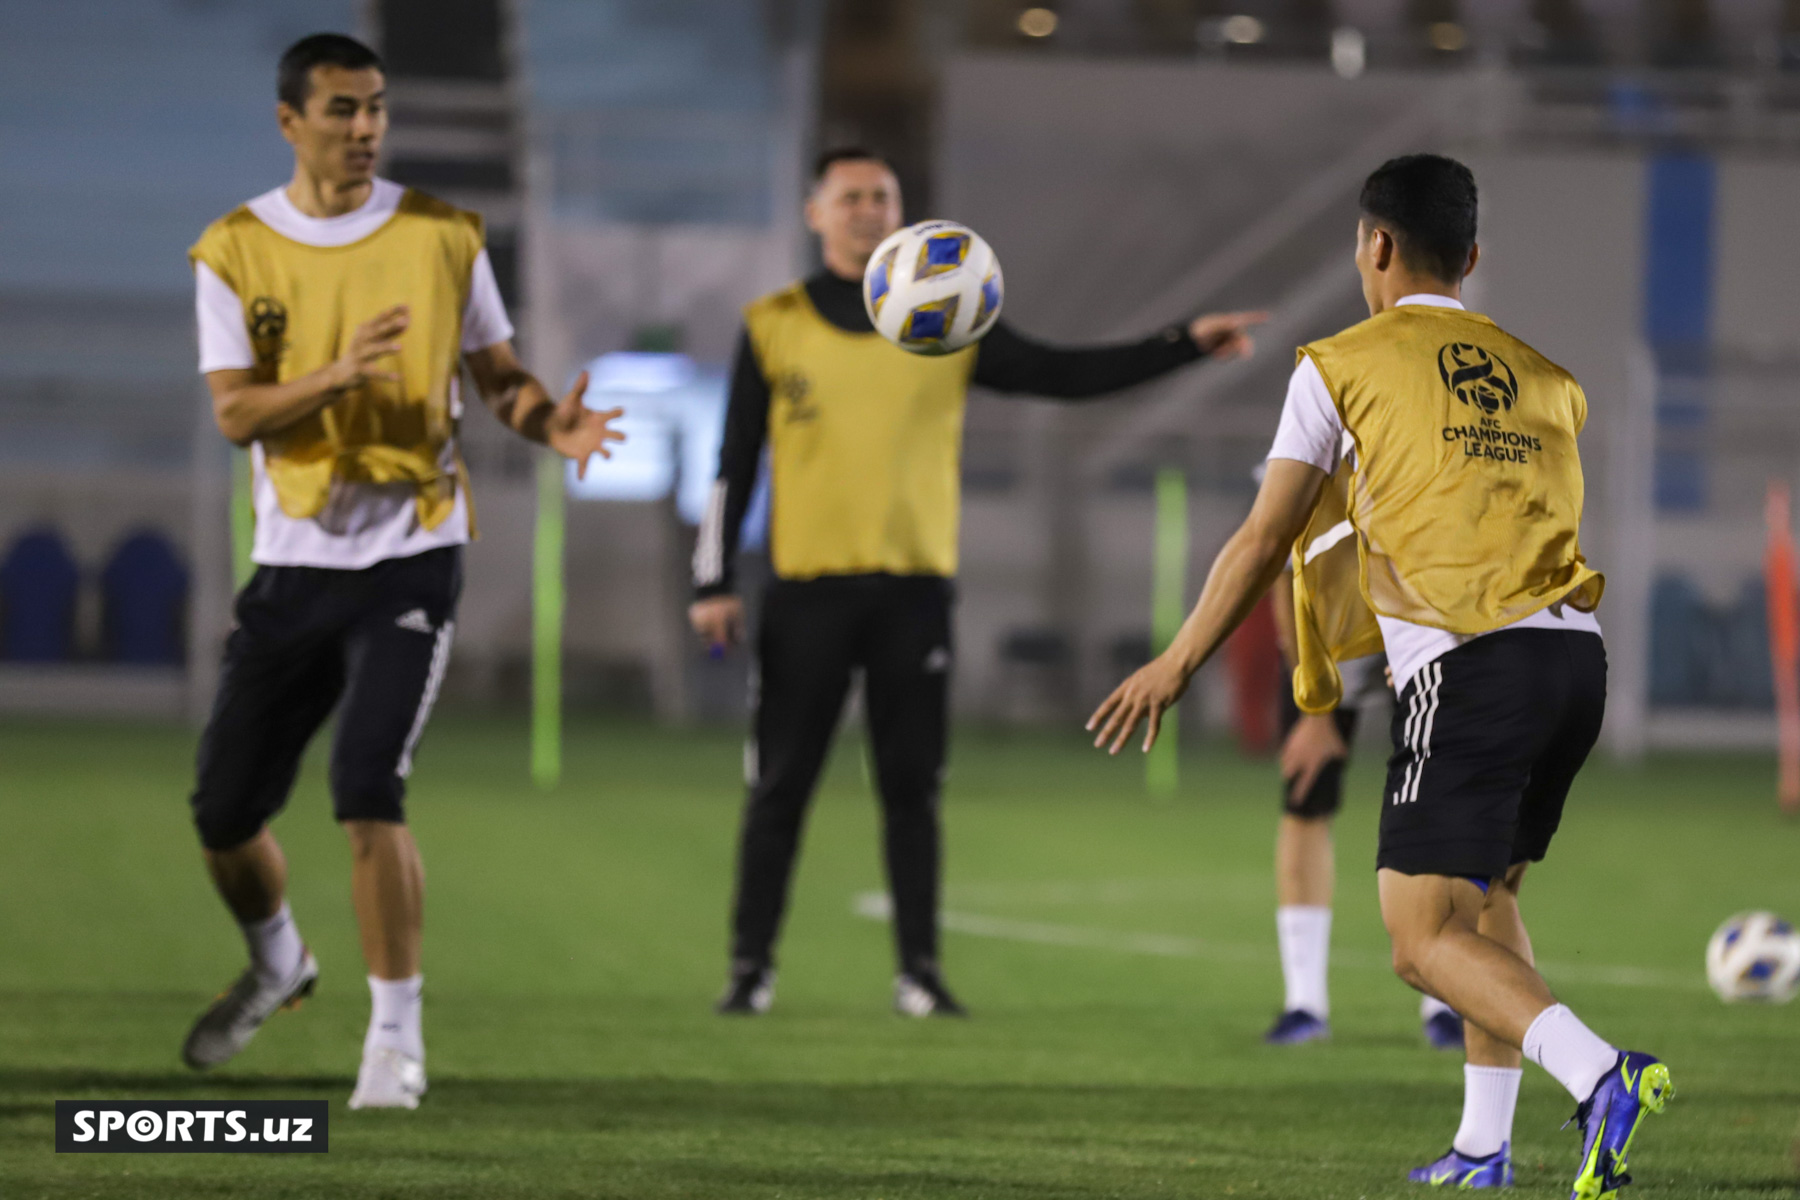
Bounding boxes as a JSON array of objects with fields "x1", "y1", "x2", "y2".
[
  {"x1": 774, "y1": 369, "x2": 818, "y2": 423},
  {"x1": 248, "y1": 296, "x2": 289, "y2": 363},
  {"x1": 1437, "y1": 342, "x2": 1517, "y2": 415}
]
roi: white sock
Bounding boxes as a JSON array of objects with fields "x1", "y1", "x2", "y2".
[
  {"x1": 1276, "y1": 905, "x2": 1331, "y2": 1018},
  {"x1": 365, "y1": 975, "x2": 424, "y2": 1061},
  {"x1": 241, "y1": 903, "x2": 304, "y2": 987},
  {"x1": 1421, "y1": 993, "x2": 1455, "y2": 1021},
  {"x1": 1522, "y1": 1003, "x2": 1617, "y2": 1102},
  {"x1": 1452, "y1": 1065, "x2": 1522, "y2": 1158}
]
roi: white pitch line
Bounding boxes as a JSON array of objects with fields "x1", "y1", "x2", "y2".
[{"x1": 851, "y1": 891, "x2": 1703, "y2": 992}]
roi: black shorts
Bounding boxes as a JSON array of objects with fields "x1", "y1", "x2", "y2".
[
  {"x1": 189, "y1": 547, "x2": 461, "y2": 850},
  {"x1": 1276, "y1": 682, "x2": 1359, "y2": 819},
  {"x1": 1378, "y1": 628, "x2": 1605, "y2": 880}
]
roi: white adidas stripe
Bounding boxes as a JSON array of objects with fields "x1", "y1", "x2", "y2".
[
  {"x1": 1396, "y1": 663, "x2": 1444, "y2": 805},
  {"x1": 1407, "y1": 665, "x2": 1438, "y2": 805},
  {"x1": 1407, "y1": 663, "x2": 1444, "y2": 805},
  {"x1": 1393, "y1": 661, "x2": 1443, "y2": 805},
  {"x1": 396, "y1": 620, "x2": 455, "y2": 779},
  {"x1": 1394, "y1": 674, "x2": 1424, "y2": 804}
]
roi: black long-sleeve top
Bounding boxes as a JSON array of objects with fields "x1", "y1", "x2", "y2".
[{"x1": 693, "y1": 268, "x2": 1207, "y2": 597}]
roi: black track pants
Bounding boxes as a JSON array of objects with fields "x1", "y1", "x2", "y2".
[{"x1": 729, "y1": 574, "x2": 952, "y2": 973}]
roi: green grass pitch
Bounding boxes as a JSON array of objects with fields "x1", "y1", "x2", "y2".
[{"x1": 1, "y1": 713, "x2": 1797, "y2": 1198}]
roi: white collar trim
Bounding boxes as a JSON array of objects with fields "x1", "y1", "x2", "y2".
[
  {"x1": 246, "y1": 178, "x2": 405, "y2": 248},
  {"x1": 1395, "y1": 293, "x2": 1465, "y2": 310}
]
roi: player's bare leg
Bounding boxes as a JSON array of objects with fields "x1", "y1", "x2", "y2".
[
  {"x1": 205, "y1": 828, "x2": 287, "y2": 922},
  {"x1": 345, "y1": 820, "x2": 423, "y2": 978},
  {"x1": 1465, "y1": 865, "x2": 1532, "y2": 1072},
  {"x1": 1406, "y1": 864, "x2": 1531, "y2": 1184},
  {"x1": 344, "y1": 819, "x2": 428, "y2": 1109},
  {"x1": 1383, "y1": 867, "x2": 1672, "y2": 1195},
  {"x1": 1275, "y1": 814, "x2": 1332, "y2": 907},
  {"x1": 183, "y1": 829, "x2": 318, "y2": 1070},
  {"x1": 1266, "y1": 814, "x2": 1334, "y2": 1043},
  {"x1": 1379, "y1": 869, "x2": 1553, "y2": 1047}
]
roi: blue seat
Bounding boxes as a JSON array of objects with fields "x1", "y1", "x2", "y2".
[
  {"x1": 0, "y1": 529, "x2": 80, "y2": 662},
  {"x1": 1649, "y1": 575, "x2": 1702, "y2": 706},
  {"x1": 1718, "y1": 577, "x2": 1773, "y2": 710},
  {"x1": 101, "y1": 530, "x2": 187, "y2": 665}
]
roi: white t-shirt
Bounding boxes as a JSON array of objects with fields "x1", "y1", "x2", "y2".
[
  {"x1": 1266, "y1": 294, "x2": 1601, "y2": 696},
  {"x1": 194, "y1": 179, "x2": 515, "y2": 570}
]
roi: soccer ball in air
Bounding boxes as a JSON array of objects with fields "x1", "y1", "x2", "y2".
[
  {"x1": 1705, "y1": 911, "x2": 1800, "y2": 1004},
  {"x1": 863, "y1": 220, "x2": 1003, "y2": 355}
]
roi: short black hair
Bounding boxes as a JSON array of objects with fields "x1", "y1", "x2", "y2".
[
  {"x1": 278, "y1": 33, "x2": 384, "y2": 111},
  {"x1": 1358, "y1": 154, "x2": 1478, "y2": 284},
  {"x1": 812, "y1": 146, "x2": 890, "y2": 182}
]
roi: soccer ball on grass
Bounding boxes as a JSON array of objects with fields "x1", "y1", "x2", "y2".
[{"x1": 1705, "y1": 911, "x2": 1800, "y2": 1003}]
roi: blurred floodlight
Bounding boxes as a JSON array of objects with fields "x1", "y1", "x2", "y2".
[
  {"x1": 1222, "y1": 14, "x2": 1265, "y2": 45},
  {"x1": 1018, "y1": 7, "x2": 1058, "y2": 38},
  {"x1": 568, "y1": 351, "x2": 729, "y2": 525},
  {"x1": 1429, "y1": 21, "x2": 1468, "y2": 52},
  {"x1": 1331, "y1": 26, "x2": 1366, "y2": 78},
  {"x1": 588, "y1": 351, "x2": 697, "y2": 394}
]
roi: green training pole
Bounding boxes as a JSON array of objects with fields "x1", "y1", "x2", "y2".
[
  {"x1": 532, "y1": 452, "x2": 566, "y2": 790},
  {"x1": 230, "y1": 447, "x2": 255, "y2": 589},
  {"x1": 1147, "y1": 466, "x2": 1188, "y2": 798}
]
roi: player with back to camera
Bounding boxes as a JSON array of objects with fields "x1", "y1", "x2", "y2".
[
  {"x1": 1089, "y1": 155, "x2": 1672, "y2": 1195},
  {"x1": 691, "y1": 147, "x2": 1267, "y2": 1017},
  {"x1": 1263, "y1": 476, "x2": 1464, "y2": 1050},
  {"x1": 181, "y1": 33, "x2": 623, "y2": 1108}
]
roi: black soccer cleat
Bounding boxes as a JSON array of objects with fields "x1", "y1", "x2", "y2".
[
  {"x1": 715, "y1": 961, "x2": 775, "y2": 1015},
  {"x1": 894, "y1": 964, "x2": 967, "y2": 1017}
]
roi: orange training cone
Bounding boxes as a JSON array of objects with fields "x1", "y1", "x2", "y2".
[{"x1": 1764, "y1": 480, "x2": 1800, "y2": 814}]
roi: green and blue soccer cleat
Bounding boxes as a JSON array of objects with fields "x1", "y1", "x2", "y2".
[
  {"x1": 1408, "y1": 1143, "x2": 1514, "y2": 1188},
  {"x1": 1263, "y1": 1009, "x2": 1330, "y2": 1045},
  {"x1": 1567, "y1": 1051, "x2": 1674, "y2": 1199},
  {"x1": 1423, "y1": 1008, "x2": 1466, "y2": 1051}
]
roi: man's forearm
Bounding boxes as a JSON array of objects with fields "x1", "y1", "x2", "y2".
[
  {"x1": 482, "y1": 368, "x2": 557, "y2": 444},
  {"x1": 1165, "y1": 520, "x2": 1292, "y2": 677},
  {"x1": 212, "y1": 362, "x2": 351, "y2": 445}
]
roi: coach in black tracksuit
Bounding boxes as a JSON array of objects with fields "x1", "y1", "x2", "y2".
[{"x1": 691, "y1": 148, "x2": 1264, "y2": 1015}]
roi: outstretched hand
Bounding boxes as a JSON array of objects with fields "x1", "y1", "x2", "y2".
[
  {"x1": 1086, "y1": 654, "x2": 1193, "y2": 755},
  {"x1": 543, "y1": 370, "x2": 626, "y2": 479},
  {"x1": 1188, "y1": 310, "x2": 1269, "y2": 362}
]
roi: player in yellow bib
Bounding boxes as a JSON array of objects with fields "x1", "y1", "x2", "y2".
[
  {"x1": 692, "y1": 148, "x2": 1266, "y2": 1016},
  {"x1": 1090, "y1": 156, "x2": 1671, "y2": 1196},
  {"x1": 179, "y1": 34, "x2": 622, "y2": 1108}
]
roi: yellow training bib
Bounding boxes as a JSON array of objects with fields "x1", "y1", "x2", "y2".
[
  {"x1": 744, "y1": 283, "x2": 977, "y2": 580},
  {"x1": 1289, "y1": 457, "x2": 1385, "y2": 714},
  {"x1": 189, "y1": 189, "x2": 483, "y2": 532},
  {"x1": 1299, "y1": 305, "x2": 1603, "y2": 636}
]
